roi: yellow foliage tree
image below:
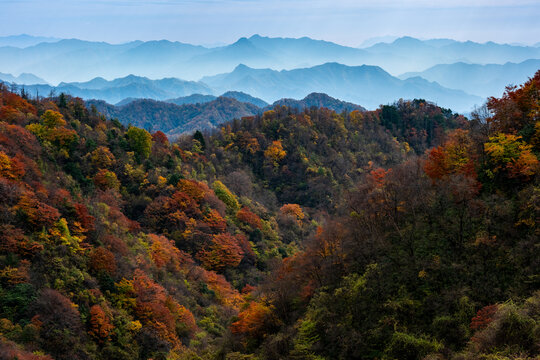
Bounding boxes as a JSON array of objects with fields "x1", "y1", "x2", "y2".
[{"x1": 264, "y1": 140, "x2": 286, "y2": 165}]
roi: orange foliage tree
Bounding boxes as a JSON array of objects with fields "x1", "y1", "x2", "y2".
[
  {"x1": 93, "y1": 169, "x2": 120, "y2": 191},
  {"x1": 13, "y1": 192, "x2": 60, "y2": 229},
  {"x1": 88, "y1": 304, "x2": 114, "y2": 342},
  {"x1": 230, "y1": 301, "x2": 272, "y2": 337},
  {"x1": 280, "y1": 203, "x2": 305, "y2": 225},
  {"x1": 424, "y1": 129, "x2": 476, "y2": 181},
  {"x1": 89, "y1": 146, "x2": 116, "y2": 169},
  {"x1": 131, "y1": 269, "x2": 196, "y2": 347},
  {"x1": 198, "y1": 233, "x2": 244, "y2": 271},
  {"x1": 0, "y1": 88, "x2": 36, "y2": 124},
  {"x1": 0, "y1": 151, "x2": 25, "y2": 181},
  {"x1": 236, "y1": 207, "x2": 263, "y2": 229},
  {"x1": 146, "y1": 233, "x2": 191, "y2": 271},
  {"x1": 0, "y1": 224, "x2": 43, "y2": 257},
  {"x1": 199, "y1": 269, "x2": 244, "y2": 309}
]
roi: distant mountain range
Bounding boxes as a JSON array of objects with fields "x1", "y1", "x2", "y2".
[
  {"x1": 0, "y1": 72, "x2": 48, "y2": 85},
  {"x1": 1, "y1": 35, "x2": 540, "y2": 84},
  {"x1": 2, "y1": 34, "x2": 539, "y2": 113},
  {"x1": 202, "y1": 63, "x2": 483, "y2": 111},
  {"x1": 0, "y1": 34, "x2": 61, "y2": 48},
  {"x1": 86, "y1": 92, "x2": 366, "y2": 137},
  {"x1": 16, "y1": 75, "x2": 212, "y2": 104},
  {"x1": 399, "y1": 59, "x2": 540, "y2": 98},
  {"x1": 10, "y1": 63, "x2": 484, "y2": 111},
  {"x1": 361, "y1": 36, "x2": 540, "y2": 77},
  {"x1": 358, "y1": 36, "x2": 399, "y2": 48}
]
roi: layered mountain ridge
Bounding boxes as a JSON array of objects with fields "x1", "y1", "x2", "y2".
[
  {"x1": 86, "y1": 92, "x2": 366, "y2": 137},
  {"x1": 10, "y1": 63, "x2": 484, "y2": 112}
]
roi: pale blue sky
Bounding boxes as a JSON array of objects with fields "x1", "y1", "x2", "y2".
[{"x1": 1, "y1": 0, "x2": 539, "y2": 46}]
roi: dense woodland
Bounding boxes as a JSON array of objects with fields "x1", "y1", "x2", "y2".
[{"x1": 0, "y1": 71, "x2": 538, "y2": 360}]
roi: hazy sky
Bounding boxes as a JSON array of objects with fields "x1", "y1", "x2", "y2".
[{"x1": 1, "y1": 0, "x2": 539, "y2": 46}]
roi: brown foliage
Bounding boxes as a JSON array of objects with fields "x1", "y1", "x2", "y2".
[
  {"x1": 89, "y1": 247, "x2": 117, "y2": 275},
  {"x1": 89, "y1": 146, "x2": 115, "y2": 169},
  {"x1": 0, "y1": 224, "x2": 43, "y2": 257},
  {"x1": 0, "y1": 336, "x2": 53, "y2": 360},
  {"x1": 177, "y1": 179, "x2": 210, "y2": 203},
  {"x1": 203, "y1": 209, "x2": 227, "y2": 233},
  {"x1": 131, "y1": 270, "x2": 187, "y2": 347},
  {"x1": 144, "y1": 191, "x2": 202, "y2": 232},
  {"x1": 102, "y1": 234, "x2": 129, "y2": 256},
  {"x1": 0, "y1": 151, "x2": 25, "y2": 181},
  {"x1": 73, "y1": 203, "x2": 95, "y2": 234},
  {"x1": 32, "y1": 288, "x2": 84, "y2": 358}
]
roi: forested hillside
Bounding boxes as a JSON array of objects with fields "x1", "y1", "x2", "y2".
[
  {"x1": 85, "y1": 93, "x2": 370, "y2": 138},
  {"x1": 0, "y1": 71, "x2": 539, "y2": 360},
  {"x1": 211, "y1": 72, "x2": 540, "y2": 360},
  {"x1": 86, "y1": 97, "x2": 260, "y2": 137}
]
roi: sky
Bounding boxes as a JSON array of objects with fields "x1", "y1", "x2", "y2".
[{"x1": 0, "y1": 0, "x2": 539, "y2": 47}]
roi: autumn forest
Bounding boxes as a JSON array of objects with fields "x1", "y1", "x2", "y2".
[{"x1": 0, "y1": 65, "x2": 538, "y2": 360}]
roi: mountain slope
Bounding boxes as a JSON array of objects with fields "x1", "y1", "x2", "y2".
[
  {"x1": 165, "y1": 94, "x2": 217, "y2": 106},
  {"x1": 87, "y1": 96, "x2": 260, "y2": 136},
  {"x1": 221, "y1": 91, "x2": 268, "y2": 107},
  {"x1": 0, "y1": 85, "x2": 312, "y2": 360}
]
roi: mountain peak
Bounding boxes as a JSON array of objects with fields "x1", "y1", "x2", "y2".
[
  {"x1": 233, "y1": 37, "x2": 253, "y2": 46},
  {"x1": 304, "y1": 92, "x2": 332, "y2": 100},
  {"x1": 392, "y1": 36, "x2": 424, "y2": 45},
  {"x1": 119, "y1": 74, "x2": 147, "y2": 81},
  {"x1": 233, "y1": 64, "x2": 254, "y2": 72}
]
